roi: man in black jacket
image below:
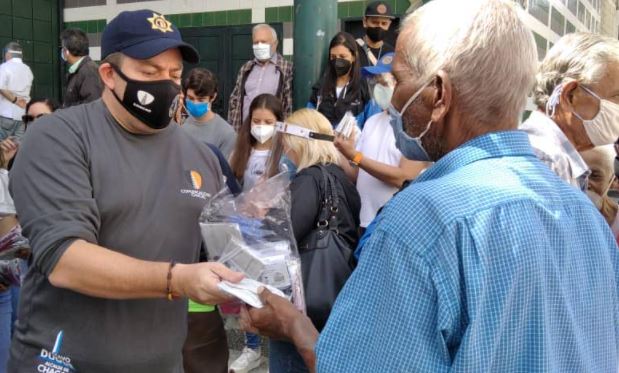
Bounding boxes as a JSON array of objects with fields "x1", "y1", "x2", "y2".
[{"x1": 60, "y1": 29, "x2": 103, "y2": 107}]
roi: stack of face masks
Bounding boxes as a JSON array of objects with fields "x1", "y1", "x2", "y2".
[{"x1": 335, "y1": 111, "x2": 358, "y2": 139}]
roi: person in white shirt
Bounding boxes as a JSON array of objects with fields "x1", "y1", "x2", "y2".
[
  {"x1": 0, "y1": 42, "x2": 33, "y2": 140},
  {"x1": 520, "y1": 33, "x2": 619, "y2": 192},
  {"x1": 335, "y1": 53, "x2": 427, "y2": 230}
]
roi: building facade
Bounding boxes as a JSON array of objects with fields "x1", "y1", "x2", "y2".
[{"x1": 0, "y1": 0, "x2": 612, "y2": 106}]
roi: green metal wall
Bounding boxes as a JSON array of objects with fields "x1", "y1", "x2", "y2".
[{"x1": 0, "y1": 0, "x2": 61, "y2": 101}]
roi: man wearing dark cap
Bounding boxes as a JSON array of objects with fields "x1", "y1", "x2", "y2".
[
  {"x1": 8, "y1": 10, "x2": 242, "y2": 372},
  {"x1": 356, "y1": 1, "x2": 396, "y2": 67}
]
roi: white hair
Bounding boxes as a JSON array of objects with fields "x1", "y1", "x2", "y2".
[
  {"x1": 534, "y1": 33, "x2": 619, "y2": 109},
  {"x1": 252, "y1": 24, "x2": 278, "y2": 43},
  {"x1": 401, "y1": 0, "x2": 537, "y2": 127},
  {"x1": 583, "y1": 145, "x2": 616, "y2": 173}
]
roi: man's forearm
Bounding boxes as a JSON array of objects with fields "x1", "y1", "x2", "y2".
[
  {"x1": 290, "y1": 313, "x2": 320, "y2": 372},
  {"x1": 0, "y1": 89, "x2": 16, "y2": 103},
  {"x1": 359, "y1": 158, "x2": 426, "y2": 188},
  {"x1": 49, "y1": 239, "x2": 170, "y2": 299}
]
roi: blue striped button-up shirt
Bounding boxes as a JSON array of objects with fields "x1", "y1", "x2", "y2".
[{"x1": 316, "y1": 130, "x2": 619, "y2": 372}]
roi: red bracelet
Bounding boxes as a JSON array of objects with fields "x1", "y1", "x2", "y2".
[{"x1": 166, "y1": 261, "x2": 177, "y2": 301}]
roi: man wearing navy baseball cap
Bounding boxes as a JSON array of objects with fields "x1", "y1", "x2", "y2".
[
  {"x1": 8, "y1": 10, "x2": 243, "y2": 372},
  {"x1": 357, "y1": 1, "x2": 396, "y2": 67}
]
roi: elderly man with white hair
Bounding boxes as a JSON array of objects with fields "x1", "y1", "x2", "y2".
[
  {"x1": 521, "y1": 32, "x2": 619, "y2": 191},
  {"x1": 227, "y1": 23, "x2": 293, "y2": 131},
  {"x1": 239, "y1": 1, "x2": 619, "y2": 372}
]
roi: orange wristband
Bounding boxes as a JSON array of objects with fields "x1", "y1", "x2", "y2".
[{"x1": 352, "y1": 152, "x2": 363, "y2": 166}]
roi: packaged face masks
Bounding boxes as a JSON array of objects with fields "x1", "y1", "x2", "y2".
[
  {"x1": 200, "y1": 172, "x2": 306, "y2": 312},
  {"x1": 334, "y1": 111, "x2": 358, "y2": 139}
]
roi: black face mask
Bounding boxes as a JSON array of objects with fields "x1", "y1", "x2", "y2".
[
  {"x1": 331, "y1": 58, "x2": 352, "y2": 77},
  {"x1": 366, "y1": 26, "x2": 387, "y2": 42},
  {"x1": 110, "y1": 65, "x2": 180, "y2": 130}
]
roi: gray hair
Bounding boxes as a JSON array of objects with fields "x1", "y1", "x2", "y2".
[
  {"x1": 252, "y1": 24, "x2": 278, "y2": 43},
  {"x1": 534, "y1": 33, "x2": 619, "y2": 109},
  {"x1": 4, "y1": 42, "x2": 22, "y2": 58},
  {"x1": 401, "y1": 0, "x2": 537, "y2": 127}
]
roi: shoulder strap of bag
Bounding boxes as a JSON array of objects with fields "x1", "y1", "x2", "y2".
[
  {"x1": 356, "y1": 38, "x2": 378, "y2": 66},
  {"x1": 317, "y1": 165, "x2": 341, "y2": 232},
  {"x1": 312, "y1": 165, "x2": 331, "y2": 229}
]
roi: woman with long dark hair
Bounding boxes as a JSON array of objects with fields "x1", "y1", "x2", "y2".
[
  {"x1": 307, "y1": 32, "x2": 376, "y2": 128},
  {"x1": 230, "y1": 93, "x2": 285, "y2": 191}
]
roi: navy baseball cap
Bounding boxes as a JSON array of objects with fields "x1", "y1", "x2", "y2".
[
  {"x1": 362, "y1": 52, "x2": 394, "y2": 76},
  {"x1": 365, "y1": 1, "x2": 395, "y2": 19},
  {"x1": 101, "y1": 10, "x2": 199, "y2": 64}
]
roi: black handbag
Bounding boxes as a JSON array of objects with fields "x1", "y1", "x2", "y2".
[{"x1": 298, "y1": 165, "x2": 356, "y2": 331}]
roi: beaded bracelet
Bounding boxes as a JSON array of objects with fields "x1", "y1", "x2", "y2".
[{"x1": 166, "y1": 261, "x2": 177, "y2": 301}]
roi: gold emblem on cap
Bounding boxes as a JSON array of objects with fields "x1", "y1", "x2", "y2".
[
  {"x1": 147, "y1": 13, "x2": 173, "y2": 33},
  {"x1": 377, "y1": 4, "x2": 387, "y2": 14}
]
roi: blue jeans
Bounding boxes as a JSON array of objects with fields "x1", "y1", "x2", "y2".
[
  {"x1": 0, "y1": 117, "x2": 24, "y2": 141},
  {"x1": 246, "y1": 332, "x2": 261, "y2": 350},
  {"x1": 0, "y1": 289, "x2": 12, "y2": 372},
  {"x1": 269, "y1": 339, "x2": 309, "y2": 373}
]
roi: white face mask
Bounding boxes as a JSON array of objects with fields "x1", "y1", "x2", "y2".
[
  {"x1": 251, "y1": 124, "x2": 275, "y2": 144},
  {"x1": 573, "y1": 86, "x2": 619, "y2": 146},
  {"x1": 373, "y1": 84, "x2": 394, "y2": 110},
  {"x1": 253, "y1": 43, "x2": 272, "y2": 61}
]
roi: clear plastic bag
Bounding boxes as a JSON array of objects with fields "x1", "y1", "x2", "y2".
[
  {"x1": 335, "y1": 111, "x2": 358, "y2": 139},
  {"x1": 200, "y1": 172, "x2": 305, "y2": 312}
]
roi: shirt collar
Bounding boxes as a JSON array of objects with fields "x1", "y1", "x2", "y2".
[
  {"x1": 254, "y1": 53, "x2": 278, "y2": 65},
  {"x1": 8, "y1": 57, "x2": 22, "y2": 63},
  {"x1": 523, "y1": 111, "x2": 590, "y2": 180},
  {"x1": 416, "y1": 130, "x2": 535, "y2": 183},
  {"x1": 68, "y1": 56, "x2": 86, "y2": 74}
]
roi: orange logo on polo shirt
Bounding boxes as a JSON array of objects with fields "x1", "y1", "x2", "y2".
[
  {"x1": 190, "y1": 170, "x2": 202, "y2": 190},
  {"x1": 147, "y1": 13, "x2": 173, "y2": 33},
  {"x1": 180, "y1": 170, "x2": 209, "y2": 200}
]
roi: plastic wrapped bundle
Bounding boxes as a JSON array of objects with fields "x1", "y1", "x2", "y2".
[{"x1": 200, "y1": 172, "x2": 305, "y2": 311}]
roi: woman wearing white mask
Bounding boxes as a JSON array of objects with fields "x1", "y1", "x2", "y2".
[
  {"x1": 334, "y1": 53, "x2": 427, "y2": 232},
  {"x1": 520, "y1": 32, "x2": 619, "y2": 191},
  {"x1": 227, "y1": 94, "x2": 287, "y2": 373},
  {"x1": 230, "y1": 94, "x2": 287, "y2": 193}
]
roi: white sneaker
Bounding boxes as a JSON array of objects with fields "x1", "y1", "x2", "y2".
[{"x1": 229, "y1": 347, "x2": 262, "y2": 373}]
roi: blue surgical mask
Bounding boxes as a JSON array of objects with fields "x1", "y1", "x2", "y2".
[
  {"x1": 387, "y1": 81, "x2": 433, "y2": 161},
  {"x1": 185, "y1": 99, "x2": 209, "y2": 118}
]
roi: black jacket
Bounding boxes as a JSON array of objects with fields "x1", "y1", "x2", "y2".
[
  {"x1": 290, "y1": 163, "x2": 361, "y2": 248},
  {"x1": 63, "y1": 56, "x2": 103, "y2": 107},
  {"x1": 308, "y1": 77, "x2": 371, "y2": 127}
]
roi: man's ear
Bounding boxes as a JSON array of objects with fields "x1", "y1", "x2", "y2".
[
  {"x1": 99, "y1": 63, "x2": 116, "y2": 90},
  {"x1": 430, "y1": 69, "x2": 452, "y2": 123},
  {"x1": 560, "y1": 80, "x2": 579, "y2": 111}
]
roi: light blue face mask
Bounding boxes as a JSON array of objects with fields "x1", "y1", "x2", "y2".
[
  {"x1": 387, "y1": 80, "x2": 433, "y2": 161},
  {"x1": 185, "y1": 99, "x2": 209, "y2": 118}
]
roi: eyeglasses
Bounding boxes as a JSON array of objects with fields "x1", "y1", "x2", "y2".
[{"x1": 22, "y1": 113, "x2": 46, "y2": 125}]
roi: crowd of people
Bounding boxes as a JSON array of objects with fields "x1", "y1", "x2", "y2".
[{"x1": 0, "y1": 0, "x2": 616, "y2": 372}]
